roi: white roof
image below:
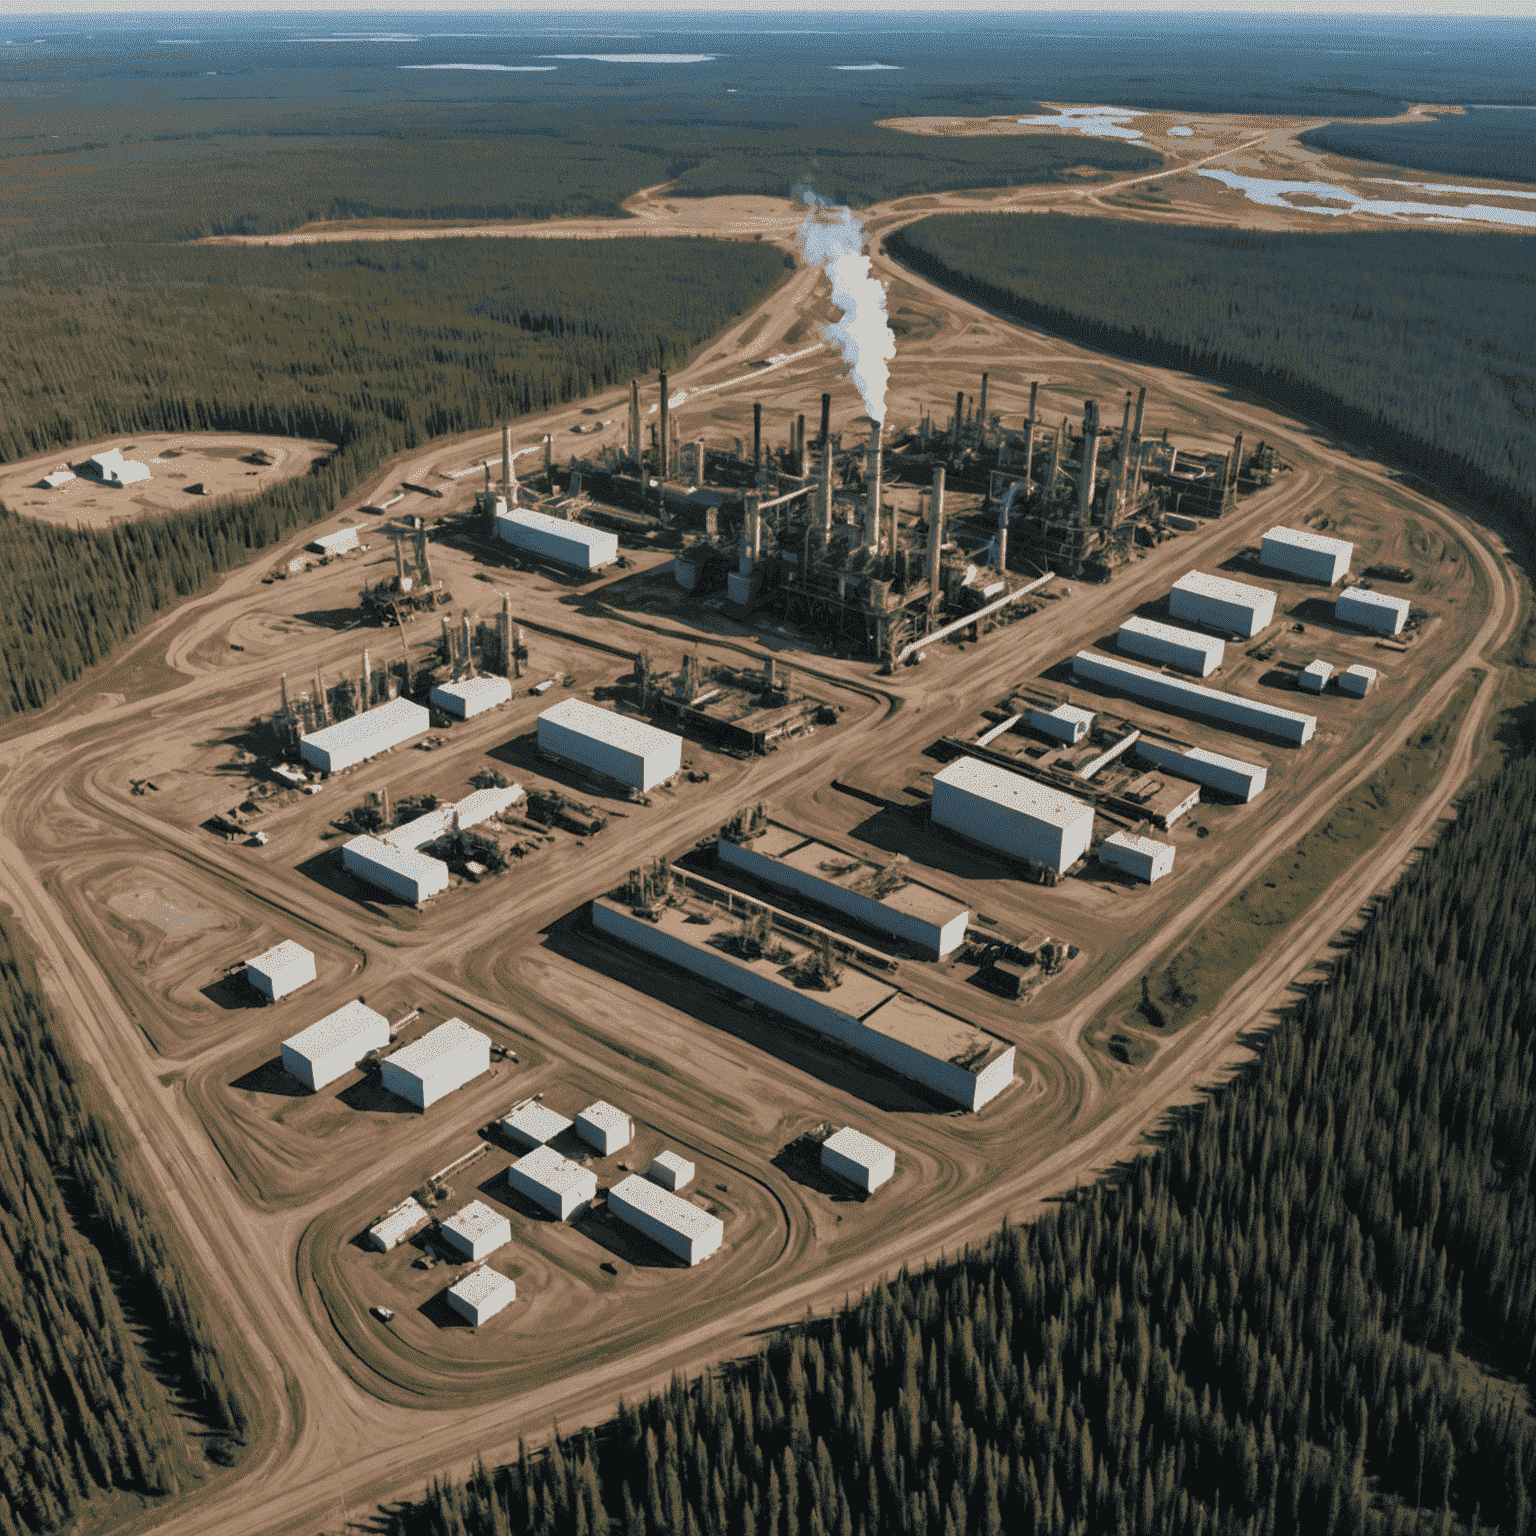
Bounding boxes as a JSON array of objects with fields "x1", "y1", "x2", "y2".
[
  {"x1": 434, "y1": 675, "x2": 512, "y2": 707},
  {"x1": 1185, "y1": 745, "x2": 1266, "y2": 776},
  {"x1": 453, "y1": 784, "x2": 523, "y2": 826},
  {"x1": 89, "y1": 448, "x2": 126, "y2": 470},
  {"x1": 933, "y1": 757, "x2": 1093, "y2": 830},
  {"x1": 301, "y1": 697, "x2": 428, "y2": 756},
  {"x1": 376, "y1": 785, "x2": 522, "y2": 854},
  {"x1": 823, "y1": 1126, "x2": 893, "y2": 1170},
  {"x1": 1263, "y1": 525, "x2": 1353, "y2": 558},
  {"x1": 577, "y1": 1100, "x2": 630, "y2": 1136},
  {"x1": 313, "y1": 528, "x2": 360, "y2": 552},
  {"x1": 609, "y1": 1174, "x2": 721, "y2": 1241},
  {"x1": 1342, "y1": 664, "x2": 1378, "y2": 681},
  {"x1": 1120, "y1": 615, "x2": 1224, "y2": 653},
  {"x1": 497, "y1": 508, "x2": 614, "y2": 550},
  {"x1": 501, "y1": 1101, "x2": 573, "y2": 1144},
  {"x1": 539, "y1": 697, "x2": 681, "y2": 757},
  {"x1": 512, "y1": 1144, "x2": 595, "y2": 1195},
  {"x1": 248, "y1": 938, "x2": 314, "y2": 974},
  {"x1": 1076, "y1": 653, "x2": 1317, "y2": 732},
  {"x1": 1044, "y1": 703, "x2": 1095, "y2": 727},
  {"x1": 283, "y1": 999, "x2": 388, "y2": 1062},
  {"x1": 448, "y1": 1266, "x2": 515, "y2": 1308},
  {"x1": 651, "y1": 1150, "x2": 694, "y2": 1178},
  {"x1": 387, "y1": 1019, "x2": 487, "y2": 1077},
  {"x1": 1301, "y1": 660, "x2": 1333, "y2": 680},
  {"x1": 1172, "y1": 570, "x2": 1276, "y2": 607},
  {"x1": 1340, "y1": 588, "x2": 1411, "y2": 614},
  {"x1": 370, "y1": 1198, "x2": 427, "y2": 1247},
  {"x1": 345, "y1": 833, "x2": 446, "y2": 879},
  {"x1": 441, "y1": 1200, "x2": 508, "y2": 1247},
  {"x1": 1104, "y1": 830, "x2": 1169, "y2": 857}
]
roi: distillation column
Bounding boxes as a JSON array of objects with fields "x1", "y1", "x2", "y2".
[
  {"x1": 866, "y1": 422, "x2": 883, "y2": 552},
  {"x1": 928, "y1": 467, "x2": 945, "y2": 628},
  {"x1": 1079, "y1": 400, "x2": 1100, "y2": 524}
]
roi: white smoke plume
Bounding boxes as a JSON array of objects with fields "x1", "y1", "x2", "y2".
[{"x1": 795, "y1": 197, "x2": 896, "y2": 425}]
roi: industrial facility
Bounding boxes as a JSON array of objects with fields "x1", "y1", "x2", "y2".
[
  {"x1": 445, "y1": 1266, "x2": 517, "y2": 1326},
  {"x1": 1100, "y1": 830, "x2": 1176, "y2": 884},
  {"x1": 1261, "y1": 526, "x2": 1353, "y2": 585},
  {"x1": 538, "y1": 697, "x2": 682, "y2": 793},
  {"x1": 281, "y1": 999, "x2": 390, "y2": 1091},
  {"x1": 494, "y1": 505, "x2": 618, "y2": 572},
  {"x1": 1336, "y1": 588, "x2": 1411, "y2": 636},
  {"x1": 439, "y1": 1199, "x2": 511, "y2": 1261},
  {"x1": 245, "y1": 939, "x2": 316, "y2": 1002},
  {"x1": 508, "y1": 1145, "x2": 597, "y2": 1221},
  {"x1": 607, "y1": 1174, "x2": 723, "y2": 1266},
  {"x1": 1169, "y1": 571, "x2": 1277, "y2": 639},
  {"x1": 88, "y1": 447, "x2": 151, "y2": 486},
  {"x1": 380, "y1": 1019, "x2": 491, "y2": 1109},
  {"x1": 310, "y1": 527, "x2": 362, "y2": 558},
  {"x1": 820, "y1": 1127, "x2": 895, "y2": 1194},
  {"x1": 931, "y1": 757, "x2": 1097, "y2": 875},
  {"x1": 299, "y1": 697, "x2": 430, "y2": 774},
  {"x1": 342, "y1": 784, "x2": 523, "y2": 904}
]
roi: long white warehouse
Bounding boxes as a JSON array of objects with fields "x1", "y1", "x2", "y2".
[
  {"x1": 821, "y1": 1127, "x2": 895, "y2": 1193},
  {"x1": 300, "y1": 697, "x2": 430, "y2": 773},
  {"x1": 607, "y1": 1174, "x2": 723, "y2": 1266},
  {"x1": 246, "y1": 939, "x2": 316, "y2": 1001},
  {"x1": 1073, "y1": 651, "x2": 1316, "y2": 745},
  {"x1": 495, "y1": 507, "x2": 617, "y2": 571},
  {"x1": 1135, "y1": 740, "x2": 1268, "y2": 802},
  {"x1": 1117, "y1": 615, "x2": 1225, "y2": 677},
  {"x1": 931, "y1": 757, "x2": 1095, "y2": 874},
  {"x1": 1336, "y1": 588, "x2": 1410, "y2": 636},
  {"x1": 281, "y1": 999, "x2": 390, "y2": 1091},
  {"x1": 1261, "y1": 526, "x2": 1352, "y2": 584},
  {"x1": 716, "y1": 821, "x2": 969, "y2": 959},
  {"x1": 381, "y1": 1019, "x2": 491, "y2": 1109},
  {"x1": 446, "y1": 1266, "x2": 516, "y2": 1326},
  {"x1": 342, "y1": 835, "x2": 450, "y2": 904},
  {"x1": 430, "y1": 675, "x2": 514, "y2": 719},
  {"x1": 1099, "y1": 831, "x2": 1175, "y2": 884},
  {"x1": 1169, "y1": 572, "x2": 1277, "y2": 639},
  {"x1": 538, "y1": 697, "x2": 682, "y2": 791},
  {"x1": 507, "y1": 1145, "x2": 597, "y2": 1220}
]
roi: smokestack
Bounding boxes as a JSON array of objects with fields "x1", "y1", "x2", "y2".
[
  {"x1": 928, "y1": 467, "x2": 945, "y2": 626},
  {"x1": 462, "y1": 613, "x2": 474, "y2": 675},
  {"x1": 977, "y1": 373, "x2": 989, "y2": 442},
  {"x1": 280, "y1": 673, "x2": 289, "y2": 713},
  {"x1": 501, "y1": 424, "x2": 512, "y2": 490},
  {"x1": 819, "y1": 393, "x2": 831, "y2": 448},
  {"x1": 742, "y1": 493, "x2": 761, "y2": 571},
  {"x1": 1022, "y1": 381, "x2": 1039, "y2": 497},
  {"x1": 1224, "y1": 432, "x2": 1244, "y2": 513},
  {"x1": 797, "y1": 413, "x2": 807, "y2": 479},
  {"x1": 693, "y1": 439, "x2": 705, "y2": 487},
  {"x1": 543, "y1": 433, "x2": 552, "y2": 482},
  {"x1": 415, "y1": 528, "x2": 433, "y2": 588},
  {"x1": 393, "y1": 536, "x2": 405, "y2": 587},
  {"x1": 951, "y1": 390, "x2": 964, "y2": 448},
  {"x1": 1129, "y1": 386, "x2": 1146, "y2": 505},
  {"x1": 1113, "y1": 392, "x2": 1133, "y2": 526},
  {"x1": 628, "y1": 379, "x2": 640, "y2": 464},
  {"x1": 501, "y1": 594, "x2": 514, "y2": 678},
  {"x1": 1046, "y1": 418, "x2": 1064, "y2": 493},
  {"x1": 441, "y1": 614, "x2": 453, "y2": 666},
  {"x1": 658, "y1": 371, "x2": 669, "y2": 490},
  {"x1": 866, "y1": 421, "x2": 883, "y2": 551},
  {"x1": 314, "y1": 671, "x2": 328, "y2": 726},
  {"x1": 820, "y1": 439, "x2": 833, "y2": 536},
  {"x1": 996, "y1": 496, "x2": 1009, "y2": 573},
  {"x1": 1079, "y1": 400, "x2": 1100, "y2": 524},
  {"x1": 483, "y1": 464, "x2": 491, "y2": 494},
  {"x1": 753, "y1": 402, "x2": 762, "y2": 471},
  {"x1": 363, "y1": 648, "x2": 372, "y2": 707}
]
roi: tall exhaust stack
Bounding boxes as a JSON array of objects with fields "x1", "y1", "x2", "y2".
[
  {"x1": 628, "y1": 379, "x2": 640, "y2": 464},
  {"x1": 1129, "y1": 386, "x2": 1146, "y2": 505},
  {"x1": 951, "y1": 390, "x2": 964, "y2": 448},
  {"x1": 928, "y1": 467, "x2": 945, "y2": 626},
  {"x1": 314, "y1": 670, "x2": 328, "y2": 726},
  {"x1": 462, "y1": 613, "x2": 475, "y2": 675},
  {"x1": 820, "y1": 437, "x2": 834, "y2": 535},
  {"x1": 1022, "y1": 381, "x2": 1039, "y2": 495},
  {"x1": 363, "y1": 648, "x2": 372, "y2": 707},
  {"x1": 819, "y1": 393, "x2": 831, "y2": 450},
  {"x1": 866, "y1": 421, "x2": 883, "y2": 551},
  {"x1": 501, "y1": 594, "x2": 514, "y2": 677},
  {"x1": 796, "y1": 413, "x2": 807, "y2": 479},
  {"x1": 977, "y1": 373, "x2": 989, "y2": 443},
  {"x1": 658, "y1": 370, "x2": 669, "y2": 481},
  {"x1": 501, "y1": 424, "x2": 512, "y2": 491},
  {"x1": 1078, "y1": 400, "x2": 1100, "y2": 524},
  {"x1": 280, "y1": 674, "x2": 289, "y2": 713},
  {"x1": 1223, "y1": 432, "x2": 1244, "y2": 514},
  {"x1": 753, "y1": 402, "x2": 762, "y2": 473},
  {"x1": 441, "y1": 615, "x2": 453, "y2": 667},
  {"x1": 1113, "y1": 391, "x2": 1133, "y2": 526}
]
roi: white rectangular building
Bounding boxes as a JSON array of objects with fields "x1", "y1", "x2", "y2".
[
  {"x1": 1338, "y1": 664, "x2": 1377, "y2": 697},
  {"x1": 368, "y1": 1197, "x2": 428, "y2": 1253},
  {"x1": 246, "y1": 939, "x2": 316, "y2": 1001},
  {"x1": 538, "y1": 697, "x2": 682, "y2": 792},
  {"x1": 931, "y1": 757, "x2": 1095, "y2": 874},
  {"x1": 446, "y1": 1266, "x2": 517, "y2": 1326},
  {"x1": 1336, "y1": 588, "x2": 1410, "y2": 636},
  {"x1": 300, "y1": 697, "x2": 430, "y2": 773},
  {"x1": 281, "y1": 999, "x2": 390, "y2": 1091},
  {"x1": 1073, "y1": 651, "x2": 1316, "y2": 745},
  {"x1": 381, "y1": 1019, "x2": 491, "y2": 1109},
  {"x1": 88, "y1": 447, "x2": 151, "y2": 486},
  {"x1": 1261, "y1": 526, "x2": 1352, "y2": 585},
  {"x1": 439, "y1": 1200, "x2": 511, "y2": 1262},
  {"x1": 310, "y1": 527, "x2": 361, "y2": 557},
  {"x1": 494, "y1": 508, "x2": 618, "y2": 571},
  {"x1": 1168, "y1": 571, "x2": 1277, "y2": 638},
  {"x1": 649, "y1": 1151, "x2": 695, "y2": 1192},
  {"x1": 821, "y1": 1127, "x2": 895, "y2": 1194},
  {"x1": 607, "y1": 1174, "x2": 723, "y2": 1266},
  {"x1": 430, "y1": 675, "x2": 514, "y2": 719},
  {"x1": 342, "y1": 835, "x2": 451, "y2": 904},
  {"x1": 501, "y1": 1100, "x2": 573, "y2": 1149},
  {"x1": 1136, "y1": 741, "x2": 1267, "y2": 802},
  {"x1": 1298, "y1": 660, "x2": 1332, "y2": 694},
  {"x1": 1100, "y1": 830, "x2": 1175, "y2": 884},
  {"x1": 1029, "y1": 703, "x2": 1095, "y2": 745},
  {"x1": 575, "y1": 1101, "x2": 633, "y2": 1156},
  {"x1": 1117, "y1": 615, "x2": 1225, "y2": 677},
  {"x1": 507, "y1": 1145, "x2": 597, "y2": 1220}
]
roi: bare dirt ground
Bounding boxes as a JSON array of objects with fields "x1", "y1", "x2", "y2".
[
  {"x1": 0, "y1": 431, "x2": 334, "y2": 528},
  {"x1": 0, "y1": 148, "x2": 1525, "y2": 1535}
]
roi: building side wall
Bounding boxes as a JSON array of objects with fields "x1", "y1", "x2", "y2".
[
  {"x1": 379, "y1": 1058, "x2": 427, "y2": 1109},
  {"x1": 1117, "y1": 624, "x2": 1223, "y2": 677},
  {"x1": 607, "y1": 1186, "x2": 722, "y2": 1265},
  {"x1": 342, "y1": 843, "x2": 447, "y2": 903},
  {"x1": 249, "y1": 954, "x2": 316, "y2": 1000},
  {"x1": 1169, "y1": 587, "x2": 1273, "y2": 639},
  {"x1": 539, "y1": 716, "x2": 648, "y2": 789},
  {"x1": 508, "y1": 1166, "x2": 591, "y2": 1221},
  {"x1": 932, "y1": 780, "x2": 1092, "y2": 873},
  {"x1": 1336, "y1": 591, "x2": 1408, "y2": 635},
  {"x1": 1074, "y1": 653, "x2": 1312, "y2": 744},
  {"x1": 496, "y1": 517, "x2": 616, "y2": 570},
  {"x1": 1136, "y1": 741, "x2": 1264, "y2": 801},
  {"x1": 414, "y1": 1038, "x2": 492, "y2": 1109},
  {"x1": 446, "y1": 1283, "x2": 515, "y2": 1325},
  {"x1": 300, "y1": 705, "x2": 428, "y2": 773},
  {"x1": 1261, "y1": 535, "x2": 1348, "y2": 584},
  {"x1": 821, "y1": 1143, "x2": 895, "y2": 1192}
]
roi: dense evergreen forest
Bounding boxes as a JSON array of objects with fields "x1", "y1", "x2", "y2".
[
  {"x1": 0, "y1": 237, "x2": 785, "y2": 718},
  {"x1": 886, "y1": 216, "x2": 1536, "y2": 537},
  {"x1": 389, "y1": 753, "x2": 1536, "y2": 1535},
  {"x1": 0, "y1": 919, "x2": 248, "y2": 1535},
  {"x1": 1299, "y1": 110, "x2": 1536, "y2": 186}
]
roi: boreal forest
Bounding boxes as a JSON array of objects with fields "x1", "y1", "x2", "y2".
[
  {"x1": 1298, "y1": 110, "x2": 1536, "y2": 187},
  {"x1": 386, "y1": 752, "x2": 1536, "y2": 1536}
]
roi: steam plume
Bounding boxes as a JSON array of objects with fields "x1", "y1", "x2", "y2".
[{"x1": 795, "y1": 197, "x2": 895, "y2": 425}]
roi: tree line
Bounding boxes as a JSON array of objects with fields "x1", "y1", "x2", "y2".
[
  {"x1": 388, "y1": 750, "x2": 1536, "y2": 1534},
  {"x1": 1298, "y1": 113, "x2": 1536, "y2": 187},
  {"x1": 0, "y1": 236, "x2": 787, "y2": 719}
]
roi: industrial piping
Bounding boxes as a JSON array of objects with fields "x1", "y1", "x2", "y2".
[{"x1": 894, "y1": 570, "x2": 1055, "y2": 667}]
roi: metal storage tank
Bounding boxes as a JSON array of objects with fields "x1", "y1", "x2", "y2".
[
  {"x1": 648, "y1": 1151, "x2": 695, "y2": 1191},
  {"x1": 246, "y1": 939, "x2": 316, "y2": 1001},
  {"x1": 575, "y1": 1101, "x2": 633, "y2": 1156},
  {"x1": 1136, "y1": 740, "x2": 1267, "y2": 802},
  {"x1": 821, "y1": 1127, "x2": 895, "y2": 1193},
  {"x1": 1073, "y1": 651, "x2": 1315, "y2": 745},
  {"x1": 1029, "y1": 703, "x2": 1095, "y2": 745},
  {"x1": 1338, "y1": 664, "x2": 1377, "y2": 697},
  {"x1": 1117, "y1": 615, "x2": 1225, "y2": 677},
  {"x1": 507, "y1": 1145, "x2": 597, "y2": 1221},
  {"x1": 607, "y1": 1174, "x2": 724, "y2": 1265},
  {"x1": 299, "y1": 697, "x2": 430, "y2": 773},
  {"x1": 494, "y1": 508, "x2": 618, "y2": 571},
  {"x1": 1298, "y1": 660, "x2": 1332, "y2": 693},
  {"x1": 430, "y1": 675, "x2": 514, "y2": 719},
  {"x1": 342, "y1": 835, "x2": 451, "y2": 904},
  {"x1": 445, "y1": 1266, "x2": 516, "y2": 1325},
  {"x1": 1168, "y1": 571, "x2": 1277, "y2": 638},
  {"x1": 500, "y1": 1100, "x2": 573, "y2": 1149},
  {"x1": 439, "y1": 1200, "x2": 511, "y2": 1262},
  {"x1": 1336, "y1": 588, "x2": 1410, "y2": 635},
  {"x1": 1100, "y1": 830, "x2": 1175, "y2": 884},
  {"x1": 368, "y1": 1197, "x2": 428, "y2": 1253},
  {"x1": 931, "y1": 757, "x2": 1095, "y2": 873},
  {"x1": 1260, "y1": 526, "x2": 1353, "y2": 584},
  {"x1": 381, "y1": 1019, "x2": 491, "y2": 1109},
  {"x1": 537, "y1": 697, "x2": 682, "y2": 792},
  {"x1": 281, "y1": 998, "x2": 390, "y2": 1091}
]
